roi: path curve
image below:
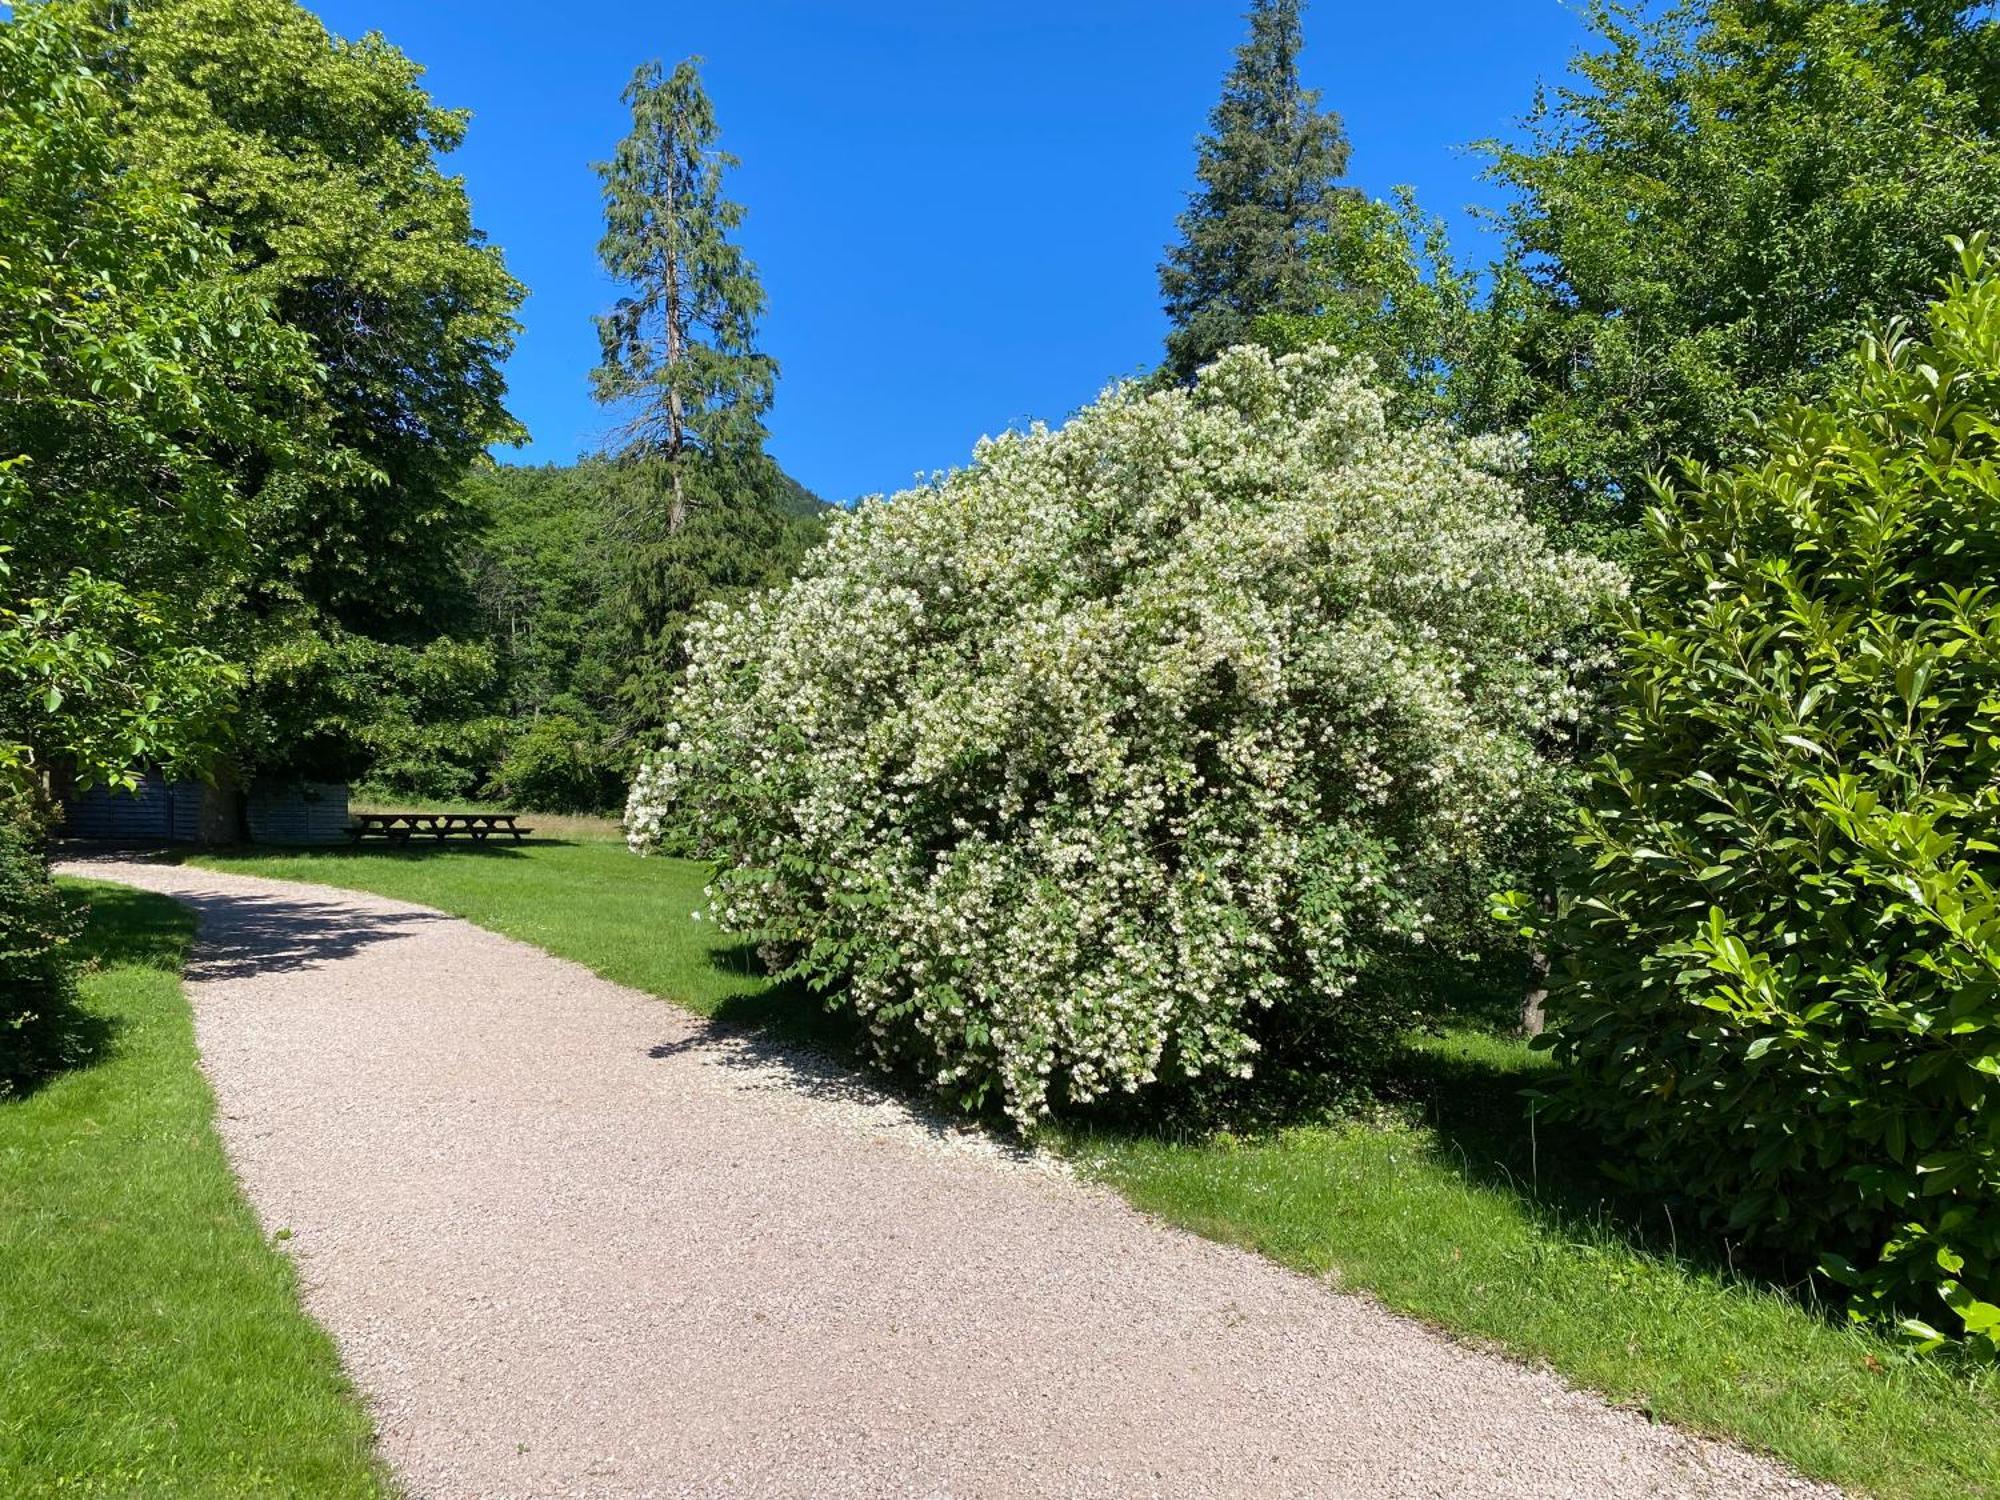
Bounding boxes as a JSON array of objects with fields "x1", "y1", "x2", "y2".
[{"x1": 62, "y1": 857, "x2": 1831, "y2": 1500}]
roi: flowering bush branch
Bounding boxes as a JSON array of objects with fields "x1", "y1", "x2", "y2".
[{"x1": 629, "y1": 346, "x2": 1622, "y2": 1124}]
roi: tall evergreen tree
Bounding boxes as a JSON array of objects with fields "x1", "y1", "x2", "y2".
[
  {"x1": 592, "y1": 58, "x2": 775, "y2": 534},
  {"x1": 1159, "y1": 0, "x2": 1352, "y2": 381}
]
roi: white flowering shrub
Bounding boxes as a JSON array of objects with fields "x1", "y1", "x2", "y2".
[{"x1": 628, "y1": 347, "x2": 1623, "y2": 1123}]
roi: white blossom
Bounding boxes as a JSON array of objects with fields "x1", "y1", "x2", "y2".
[{"x1": 627, "y1": 346, "x2": 1623, "y2": 1124}]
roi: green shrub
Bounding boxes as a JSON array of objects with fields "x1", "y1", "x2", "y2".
[
  {"x1": 1540, "y1": 238, "x2": 2000, "y2": 1357},
  {"x1": 487, "y1": 715, "x2": 622, "y2": 814},
  {"x1": 0, "y1": 803, "x2": 83, "y2": 1097},
  {"x1": 629, "y1": 347, "x2": 1619, "y2": 1124}
]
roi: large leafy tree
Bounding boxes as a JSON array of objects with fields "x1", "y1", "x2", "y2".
[
  {"x1": 1159, "y1": 0, "x2": 1353, "y2": 381},
  {"x1": 1482, "y1": 0, "x2": 2000, "y2": 534},
  {"x1": 103, "y1": 0, "x2": 526, "y2": 642},
  {"x1": 0, "y1": 2, "x2": 315, "y2": 1091},
  {"x1": 0, "y1": 1, "x2": 317, "y2": 798},
  {"x1": 1257, "y1": 189, "x2": 1491, "y2": 426},
  {"x1": 593, "y1": 58, "x2": 775, "y2": 534},
  {"x1": 44, "y1": 0, "x2": 529, "y2": 790}
]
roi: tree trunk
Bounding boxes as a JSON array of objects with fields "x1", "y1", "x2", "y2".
[
  {"x1": 666, "y1": 456, "x2": 686, "y2": 535},
  {"x1": 1520, "y1": 947, "x2": 1550, "y2": 1037},
  {"x1": 662, "y1": 145, "x2": 687, "y2": 536}
]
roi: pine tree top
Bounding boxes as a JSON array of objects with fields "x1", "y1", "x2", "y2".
[
  {"x1": 592, "y1": 57, "x2": 775, "y2": 501},
  {"x1": 1160, "y1": 0, "x2": 1353, "y2": 381}
]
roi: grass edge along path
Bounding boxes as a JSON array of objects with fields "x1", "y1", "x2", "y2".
[
  {"x1": 1067, "y1": 1098, "x2": 2000, "y2": 1500},
  {"x1": 0, "y1": 879, "x2": 389, "y2": 1499},
  {"x1": 186, "y1": 839, "x2": 2000, "y2": 1500}
]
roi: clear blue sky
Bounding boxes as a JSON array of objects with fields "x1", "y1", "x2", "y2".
[{"x1": 303, "y1": 1, "x2": 1594, "y2": 502}]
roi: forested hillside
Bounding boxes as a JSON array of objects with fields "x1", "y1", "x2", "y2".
[{"x1": 452, "y1": 457, "x2": 827, "y2": 812}]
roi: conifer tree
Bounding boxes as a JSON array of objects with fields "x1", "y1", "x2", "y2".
[
  {"x1": 592, "y1": 58, "x2": 775, "y2": 533},
  {"x1": 1159, "y1": 0, "x2": 1353, "y2": 380}
]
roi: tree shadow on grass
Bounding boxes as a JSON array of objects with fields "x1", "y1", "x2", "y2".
[
  {"x1": 67, "y1": 880, "x2": 194, "y2": 973},
  {"x1": 0, "y1": 992, "x2": 117, "y2": 1103},
  {"x1": 1359, "y1": 1027, "x2": 1823, "y2": 1307},
  {"x1": 1, "y1": 883, "x2": 180, "y2": 1102},
  {"x1": 1062, "y1": 982, "x2": 1838, "y2": 1324}
]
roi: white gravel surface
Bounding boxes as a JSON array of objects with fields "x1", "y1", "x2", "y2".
[{"x1": 62, "y1": 856, "x2": 1838, "y2": 1500}]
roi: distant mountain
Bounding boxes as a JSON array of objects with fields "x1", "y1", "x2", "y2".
[{"x1": 774, "y1": 469, "x2": 829, "y2": 519}]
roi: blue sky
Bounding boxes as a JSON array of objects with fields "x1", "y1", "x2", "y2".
[{"x1": 303, "y1": 1, "x2": 1594, "y2": 502}]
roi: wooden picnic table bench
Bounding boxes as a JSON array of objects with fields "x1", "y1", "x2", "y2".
[{"x1": 348, "y1": 811, "x2": 534, "y2": 844}]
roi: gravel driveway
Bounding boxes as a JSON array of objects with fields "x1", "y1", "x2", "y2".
[{"x1": 61, "y1": 856, "x2": 1834, "y2": 1500}]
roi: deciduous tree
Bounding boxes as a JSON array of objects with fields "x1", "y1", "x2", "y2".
[
  {"x1": 107, "y1": 0, "x2": 525, "y2": 641},
  {"x1": 73, "y1": 0, "x2": 528, "y2": 789},
  {"x1": 1481, "y1": 0, "x2": 2000, "y2": 534},
  {"x1": 0, "y1": 1, "x2": 318, "y2": 796}
]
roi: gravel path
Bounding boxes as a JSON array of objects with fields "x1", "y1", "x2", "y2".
[{"x1": 62, "y1": 856, "x2": 1835, "y2": 1500}]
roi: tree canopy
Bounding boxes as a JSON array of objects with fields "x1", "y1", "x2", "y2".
[
  {"x1": 1257, "y1": 190, "x2": 1487, "y2": 428},
  {"x1": 37, "y1": 0, "x2": 532, "y2": 789},
  {"x1": 1480, "y1": 0, "x2": 2000, "y2": 533},
  {"x1": 106, "y1": 0, "x2": 525, "y2": 641},
  {"x1": 0, "y1": 2, "x2": 319, "y2": 796}
]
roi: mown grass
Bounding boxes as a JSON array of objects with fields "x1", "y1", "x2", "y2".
[
  {"x1": 0, "y1": 881, "x2": 388, "y2": 1499},
  {"x1": 188, "y1": 836, "x2": 2000, "y2": 1499}
]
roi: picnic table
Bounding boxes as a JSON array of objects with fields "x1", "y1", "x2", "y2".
[{"x1": 348, "y1": 811, "x2": 534, "y2": 844}]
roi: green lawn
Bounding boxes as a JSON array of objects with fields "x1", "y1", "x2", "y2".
[
  {"x1": 189, "y1": 835, "x2": 2000, "y2": 1500},
  {"x1": 0, "y1": 881, "x2": 387, "y2": 1499}
]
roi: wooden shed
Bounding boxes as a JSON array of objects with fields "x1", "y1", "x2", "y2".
[
  {"x1": 244, "y1": 781, "x2": 352, "y2": 845},
  {"x1": 62, "y1": 774, "x2": 239, "y2": 845},
  {"x1": 61, "y1": 774, "x2": 350, "y2": 847}
]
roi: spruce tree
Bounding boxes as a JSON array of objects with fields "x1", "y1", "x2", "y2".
[
  {"x1": 1159, "y1": 0, "x2": 1352, "y2": 381},
  {"x1": 592, "y1": 58, "x2": 775, "y2": 533}
]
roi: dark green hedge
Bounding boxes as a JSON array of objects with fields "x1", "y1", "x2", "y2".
[
  {"x1": 0, "y1": 804, "x2": 83, "y2": 1097},
  {"x1": 1544, "y1": 238, "x2": 2000, "y2": 1358}
]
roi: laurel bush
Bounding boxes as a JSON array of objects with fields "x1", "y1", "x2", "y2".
[
  {"x1": 0, "y1": 801, "x2": 82, "y2": 1098},
  {"x1": 629, "y1": 346, "x2": 1620, "y2": 1123},
  {"x1": 1537, "y1": 239, "x2": 2000, "y2": 1357}
]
